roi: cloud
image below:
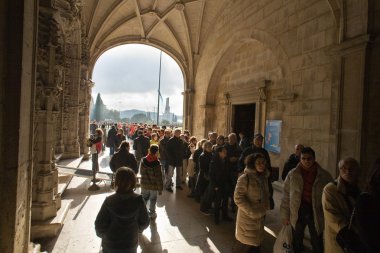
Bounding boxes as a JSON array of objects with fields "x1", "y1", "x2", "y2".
[{"x1": 92, "y1": 44, "x2": 184, "y2": 100}]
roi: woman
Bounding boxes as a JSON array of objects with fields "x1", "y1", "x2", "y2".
[
  {"x1": 197, "y1": 141, "x2": 213, "y2": 213},
  {"x1": 90, "y1": 128, "x2": 103, "y2": 174},
  {"x1": 355, "y1": 157, "x2": 380, "y2": 253},
  {"x1": 110, "y1": 141, "x2": 138, "y2": 174},
  {"x1": 150, "y1": 133, "x2": 159, "y2": 146},
  {"x1": 95, "y1": 167, "x2": 150, "y2": 253},
  {"x1": 234, "y1": 153, "x2": 270, "y2": 253},
  {"x1": 115, "y1": 128, "x2": 126, "y2": 152},
  {"x1": 208, "y1": 145, "x2": 232, "y2": 224}
]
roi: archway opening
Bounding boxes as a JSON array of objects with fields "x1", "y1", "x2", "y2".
[{"x1": 91, "y1": 44, "x2": 184, "y2": 127}]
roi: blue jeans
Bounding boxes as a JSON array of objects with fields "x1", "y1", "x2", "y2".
[
  {"x1": 160, "y1": 160, "x2": 169, "y2": 183},
  {"x1": 165, "y1": 165, "x2": 182, "y2": 188},
  {"x1": 109, "y1": 145, "x2": 115, "y2": 155},
  {"x1": 141, "y1": 188, "x2": 158, "y2": 214}
]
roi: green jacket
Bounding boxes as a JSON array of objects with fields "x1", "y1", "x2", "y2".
[{"x1": 140, "y1": 157, "x2": 163, "y2": 191}]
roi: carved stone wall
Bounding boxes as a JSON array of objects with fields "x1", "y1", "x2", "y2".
[{"x1": 32, "y1": 0, "x2": 85, "y2": 230}]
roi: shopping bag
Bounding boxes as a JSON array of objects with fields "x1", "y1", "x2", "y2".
[{"x1": 273, "y1": 224, "x2": 293, "y2": 253}]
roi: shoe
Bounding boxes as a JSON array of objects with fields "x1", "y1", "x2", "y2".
[
  {"x1": 166, "y1": 187, "x2": 173, "y2": 193},
  {"x1": 200, "y1": 209, "x2": 211, "y2": 216},
  {"x1": 187, "y1": 194, "x2": 195, "y2": 198},
  {"x1": 149, "y1": 212, "x2": 157, "y2": 219},
  {"x1": 176, "y1": 186, "x2": 183, "y2": 190}
]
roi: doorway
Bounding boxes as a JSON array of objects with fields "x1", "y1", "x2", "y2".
[{"x1": 233, "y1": 103, "x2": 256, "y2": 142}]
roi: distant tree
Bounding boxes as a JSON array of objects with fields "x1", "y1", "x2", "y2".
[
  {"x1": 93, "y1": 93, "x2": 105, "y2": 121},
  {"x1": 131, "y1": 113, "x2": 149, "y2": 123},
  {"x1": 160, "y1": 119, "x2": 170, "y2": 125}
]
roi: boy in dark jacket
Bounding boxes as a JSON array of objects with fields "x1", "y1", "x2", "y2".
[
  {"x1": 95, "y1": 167, "x2": 149, "y2": 253},
  {"x1": 140, "y1": 145, "x2": 163, "y2": 219}
]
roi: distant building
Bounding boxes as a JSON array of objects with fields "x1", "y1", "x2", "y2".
[{"x1": 161, "y1": 97, "x2": 176, "y2": 123}]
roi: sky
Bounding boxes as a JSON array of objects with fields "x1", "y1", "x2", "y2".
[{"x1": 92, "y1": 44, "x2": 184, "y2": 115}]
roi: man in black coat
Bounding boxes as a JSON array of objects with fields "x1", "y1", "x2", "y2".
[
  {"x1": 133, "y1": 130, "x2": 150, "y2": 162},
  {"x1": 107, "y1": 124, "x2": 118, "y2": 155},
  {"x1": 238, "y1": 133, "x2": 275, "y2": 209},
  {"x1": 165, "y1": 128, "x2": 184, "y2": 192},
  {"x1": 282, "y1": 144, "x2": 304, "y2": 180}
]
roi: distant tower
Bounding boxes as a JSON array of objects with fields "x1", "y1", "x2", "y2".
[{"x1": 165, "y1": 97, "x2": 170, "y2": 113}]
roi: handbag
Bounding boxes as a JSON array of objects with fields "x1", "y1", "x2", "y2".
[{"x1": 273, "y1": 224, "x2": 293, "y2": 253}]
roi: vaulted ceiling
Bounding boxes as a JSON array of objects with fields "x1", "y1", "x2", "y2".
[{"x1": 83, "y1": 0, "x2": 227, "y2": 78}]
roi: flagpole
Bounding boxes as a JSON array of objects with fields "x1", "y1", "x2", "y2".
[{"x1": 157, "y1": 50, "x2": 162, "y2": 125}]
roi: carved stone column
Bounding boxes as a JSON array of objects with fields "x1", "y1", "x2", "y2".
[
  {"x1": 182, "y1": 89, "x2": 194, "y2": 132},
  {"x1": 62, "y1": 43, "x2": 81, "y2": 159},
  {"x1": 32, "y1": 89, "x2": 61, "y2": 221}
]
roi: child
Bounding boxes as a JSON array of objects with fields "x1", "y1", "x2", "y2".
[
  {"x1": 140, "y1": 144, "x2": 163, "y2": 219},
  {"x1": 95, "y1": 167, "x2": 149, "y2": 253}
]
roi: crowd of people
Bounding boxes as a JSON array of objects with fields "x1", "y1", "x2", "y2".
[{"x1": 89, "y1": 120, "x2": 380, "y2": 253}]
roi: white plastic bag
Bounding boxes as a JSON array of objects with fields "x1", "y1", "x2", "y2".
[{"x1": 273, "y1": 224, "x2": 293, "y2": 253}]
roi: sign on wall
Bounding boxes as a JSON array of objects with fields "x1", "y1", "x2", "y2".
[{"x1": 264, "y1": 120, "x2": 282, "y2": 153}]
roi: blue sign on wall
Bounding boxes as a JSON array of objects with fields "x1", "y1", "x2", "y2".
[{"x1": 264, "y1": 120, "x2": 282, "y2": 153}]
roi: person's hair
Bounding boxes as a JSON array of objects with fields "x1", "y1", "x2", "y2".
[
  {"x1": 151, "y1": 132, "x2": 158, "y2": 140},
  {"x1": 338, "y1": 157, "x2": 360, "y2": 171},
  {"x1": 202, "y1": 141, "x2": 213, "y2": 150},
  {"x1": 189, "y1": 136, "x2": 197, "y2": 144},
  {"x1": 115, "y1": 167, "x2": 136, "y2": 193},
  {"x1": 197, "y1": 139, "x2": 207, "y2": 149},
  {"x1": 101, "y1": 124, "x2": 105, "y2": 128},
  {"x1": 149, "y1": 144, "x2": 159, "y2": 155},
  {"x1": 254, "y1": 133, "x2": 263, "y2": 140},
  {"x1": 95, "y1": 128, "x2": 103, "y2": 136},
  {"x1": 117, "y1": 128, "x2": 124, "y2": 135},
  {"x1": 301, "y1": 146, "x2": 315, "y2": 159},
  {"x1": 228, "y1": 133, "x2": 237, "y2": 139},
  {"x1": 137, "y1": 130, "x2": 143, "y2": 135},
  {"x1": 216, "y1": 135, "x2": 225, "y2": 141},
  {"x1": 245, "y1": 153, "x2": 265, "y2": 170},
  {"x1": 367, "y1": 157, "x2": 380, "y2": 194},
  {"x1": 118, "y1": 141, "x2": 130, "y2": 152},
  {"x1": 174, "y1": 128, "x2": 181, "y2": 134}
]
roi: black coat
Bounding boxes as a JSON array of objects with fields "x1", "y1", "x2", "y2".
[
  {"x1": 95, "y1": 192, "x2": 149, "y2": 251},
  {"x1": 107, "y1": 127, "x2": 117, "y2": 147},
  {"x1": 133, "y1": 135, "x2": 150, "y2": 160},
  {"x1": 109, "y1": 151, "x2": 138, "y2": 173},
  {"x1": 193, "y1": 148, "x2": 203, "y2": 174},
  {"x1": 158, "y1": 136, "x2": 170, "y2": 161},
  {"x1": 209, "y1": 155, "x2": 231, "y2": 194},
  {"x1": 166, "y1": 136, "x2": 184, "y2": 166},
  {"x1": 282, "y1": 153, "x2": 300, "y2": 180}
]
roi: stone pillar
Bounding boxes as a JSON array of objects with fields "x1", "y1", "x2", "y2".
[
  {"x1": 201, "y1": 104, "x2": 215, "y2": 137},
  {"x1": 329, "y1": 35, "x2": 370, "y2": 169},
  {"x1": 0, "y1": 0, "x2": 37, "y2": 252},
  {"x1": 32, "y1": 100, "x2": 60, "y2": 221},
  {"x1": 62, "y1": 43, "x2": 81, "y2": 158},
  {"x1": 182, "y1": 89, "x2": 194, "y2": 132},
  {"x1": 255, "y1": 82, "x2": 268, "y2": 134}
]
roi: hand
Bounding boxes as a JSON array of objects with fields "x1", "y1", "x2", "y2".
[{"x1": 283, "y1": 218, "x2": 290, "y2": 225}]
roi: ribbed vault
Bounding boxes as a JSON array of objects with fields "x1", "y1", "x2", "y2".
[{"x1": 83, "y1": 0, "x2": 228, "y2": 86}]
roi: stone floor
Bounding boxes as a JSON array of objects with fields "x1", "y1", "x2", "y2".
[{"x1": 37, "y1": 148, "x2": 298, "y2": 253}]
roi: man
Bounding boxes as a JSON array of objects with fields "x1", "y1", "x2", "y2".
[
  {"x1": 165, "y1": 128, "x2": 184, "y2": 192},
  {"x1": 225, "y1": 133, "x2": 242, "y2": 212},
  {"x1": 133, "y1": 130, "x2": 150, "y2": 162},
  {"x1": 238, "y1": 131, "x2": 250, "y2": 151},
  {"x1": 107, "y1": 124, "x2": 117, "y2": 156},
  {"x1": 238, "y1": 133, "x2": 274, "y2": 209},
  {"x1": 159, "y1": 129, "x2": 171, "y2": 179},
  {"x1": 282, "y1": 144, "x2": 304, "y2": 180},
  {"x1": 322, "y1": 157, "x2": 361, "y2": 253},
  {"x1": 280, "y1": 147, "x2": 333, "y2": 253}
]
